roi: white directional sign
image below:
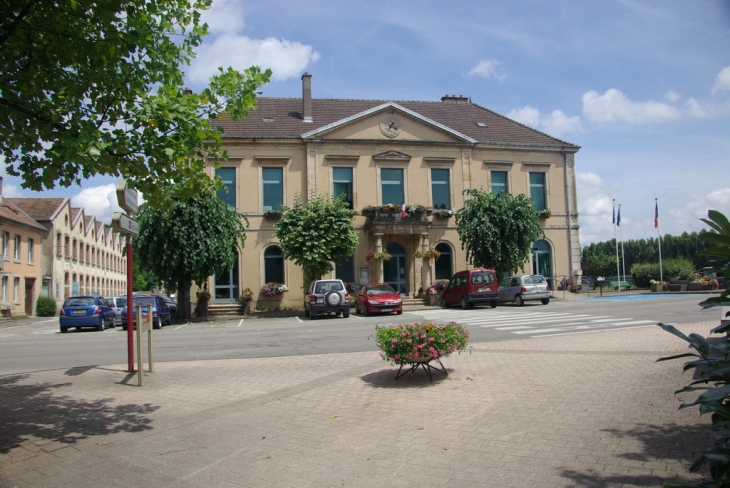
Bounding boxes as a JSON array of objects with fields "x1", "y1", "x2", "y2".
[
  {"x1": 112, "y1": 212, "x2": 139, "y2": 236},
  {"x1": 116, "y1": 180, "x2": 138, "y2": 215}
]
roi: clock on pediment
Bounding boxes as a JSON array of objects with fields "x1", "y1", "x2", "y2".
[{"x1": 379, "y1": 116, "x2": 401, "y2": 138}]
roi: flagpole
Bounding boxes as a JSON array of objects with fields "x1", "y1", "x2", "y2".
[
  {"x1": 656, "y1": 198, "x2": 663, "y2": 282},
  {"x1": 620, "y1": 204, "x2": 626, "y2": 286},
  {"x1": 614, "y1": 199, "x2": 620, "y2": 291}
]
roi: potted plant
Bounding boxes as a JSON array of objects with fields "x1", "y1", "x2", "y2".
[
  {"x1": 374, "y1": 321, "x2": 470, "y2": 378},
  {"x1": 538, "y1": 209, "x2": 552, "y2": 219},
  {"x1": 263, "y1": 210, "x2": 282, "y2": 219},
  {"x1": 195, "y1": 288, "x2": 211, "y2": 318},
  {"x1": 425, "y1": 279, "x2": 450, "y2": 305},
  {"x1": 365, "y1": 250, "x2": 392, "y2": 264},
  {"x1": 650, "y1": 279, "x2": 668, "y2": 292},
  {"x1": 415, "y1": 247, "x2": 441, "y2": 262},
  {"x1": 432, "y1": 208, "x2": 453, "y2": 218},
  {"x1": 260, "y1": 282, "x2": 287, "y2": 297},
  {"x1": 240, "y1": 287, "x2": 254, "y2": 315}
]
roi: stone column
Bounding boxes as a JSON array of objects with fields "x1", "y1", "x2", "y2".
[
  {"x1": 413, "y1": 235, "x2": 423, "y2": 297},
  {"x1": 374, "y1": 234, "x2": 383, "y2": 283},
  {"x1": 421, "y1": 234, "x2": 430, "y2": 292}
]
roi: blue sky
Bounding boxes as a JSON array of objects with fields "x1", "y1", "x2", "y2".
[{"x1": 2, "y1": 0, "x2": 729, "y2": 246}]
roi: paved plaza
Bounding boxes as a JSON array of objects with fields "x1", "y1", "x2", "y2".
[{"x1": 0, "y1": 319, "x2": 718, "y2": 487}]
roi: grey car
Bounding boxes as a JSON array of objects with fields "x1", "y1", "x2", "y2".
[
  {"x1": 304, "y1": 279, "x2": 350, "y2": 320},
  {"x1": 110, "y1": 296, "x2": 127, "y2": 326},
  {"x1": 498, "y1": 275, "x2": 551, "y2": 306}
]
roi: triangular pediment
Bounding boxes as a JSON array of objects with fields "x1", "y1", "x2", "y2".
[
  {"x1": 372, "y1": 150, "x2": 412, "y2": 162},
  {"x1": 301, "y1": 102, "x2": 477, "y2": 143}
]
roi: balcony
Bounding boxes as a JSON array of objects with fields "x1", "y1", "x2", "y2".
[{"x1": 362, "y1": 206, "x2": 431, "y2": 235}]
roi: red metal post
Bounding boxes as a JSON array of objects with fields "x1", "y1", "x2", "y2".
[{"x1": 127, "y1": 240, "x2": 135, "y2": 372}]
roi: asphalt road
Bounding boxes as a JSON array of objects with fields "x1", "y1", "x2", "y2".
[{"x1": 0, "y1": 293, "x2": 721, "y2": 376}]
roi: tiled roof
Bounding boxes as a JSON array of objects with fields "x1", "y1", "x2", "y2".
[
  {"x1": 0, "y1": 199, "x2": 47, "y2": 231},
  {"x1": 211, "y1": 97, "x2": 578, "y2": 148},
  {"x1": 7, "y1": 198, "x2": 68, "y2": 222}
]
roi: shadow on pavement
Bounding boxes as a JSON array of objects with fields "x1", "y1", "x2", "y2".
[
  {"x1": 360, "y1": 366, "x2": 450, "y2": 388},
  {"x1": 560, "y1": 422, "x2": 710, "y2": 487},
  {"x1": 0, "y1": 374, "x2": 159, "y2": 454}
]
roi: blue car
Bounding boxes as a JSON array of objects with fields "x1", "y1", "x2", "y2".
[
  {"x1": 59, "y1": 296, "x2": 116, "y2": 333},
  {"x1": 121, "y1": 294, "x2": 172, "y2": 330}
]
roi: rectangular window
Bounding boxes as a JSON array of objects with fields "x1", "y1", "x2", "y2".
[
  {"x1": 335, "y1": 254, "x2": 355, "y2": 286},
  {"x1": 381, "y1": 168, "x2": 404, "y2": 205},
  {"x1": 491, "y1": 171, "x2": 508, "y2": 194},
  {"x1": 1, "y1": 276, "x2": 7, "y2": 301},
  {"x1": 216, "y1": 168, "x2": 236, "y2": 208},
  {"x1": 333, "y1": 167, "x2": 353, "y2": 209},
  {"x1": 2, "y1": 232, "x2": 8, "y2": 259},
  {"x1": 262, "y1": 167, "x2": 283, "y2": 211},
  {"x1": 13, "y1": 277, "x2": 19, "y2": 303},
  {"x1": 27, "y1": 238, "x2": 34, "y2": 264},
  {"x1": 431, "y1": 169, "x2": 450, "y2": 209},
  {"x1": 13, "y1": 235, "x2": 20, "y2": 261},
  {"x1": 529, "y1": 173, "x2": 547, "y2": 210}
]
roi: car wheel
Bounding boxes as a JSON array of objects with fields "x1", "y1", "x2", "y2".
[
  {"x1": 355, "y1": 305, "x2": 361, "y2": 314},
  {"x1": 153, "y1": 320, "x2": 161, "y2": 330},
  {"x1": 343, "y1": 310, "x2": 350, "y2": 318},
  {"x1": 490, "y1": 301, "x2": 498, "y2": 309},
  {"x1": 60, "y1": 327, "x2": 68, "y2": 333},
  {"x1": 541, "y1": 298, "x2": 550, "y2": 305},
  {"x1": 396, "y1": 310, "x2": 402, "y2": 315},
  {"x1": 515, "y1": 295, "x2": 524, "y2": 307},
  {"x1": 310, "y1": 309, "x2": 317, "y2": 320},
  {"x1": 96, "y1": 321, "x2": 104, "y2": 331},
  {"x1": 441, "y1": 297, "x2": 449, "y2": 309},
  {"x1": 461, "y1": 297, "x2": 469, "y2": 310},
  {"x1": 304, "y1": 307, "x2": 310, "y2": 317},
  {"x1": 364, "y1": 306, "x2": 370, "y2": 317}
]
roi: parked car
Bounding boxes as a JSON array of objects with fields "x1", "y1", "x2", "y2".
[
  {"x1": 441, "y1": 269, "x2": 499, "y2": 309},
  {"x1": 59, "y1": 296, "x2": 116, "y2": 333},
  {"x1": 498, "y1": 275, "x2": 551, "y2": 306},
  {"x1": 304, "y1": 279, "x2": 350, "y2": 319},
  {"x1": 154, "y1": 294, "x2": 177, "y2": 317},
  {"x1": 110, "y1": 296, "x2": 127, "y2": 326},
  {"x1": 355, "y1": 283, "x2": 403, "y2": 316},
  {"x1": 121, "y1": 294, "x2": 172, "y2": 330}
]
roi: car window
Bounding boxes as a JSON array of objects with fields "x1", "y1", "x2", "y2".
[
  {"x1": 115, "y1": 297, "x2": 127, "y2": 307},
  {"x1": 524, "y1": 276, "x2": 534, "y2": 285},
  {"x1": 532, "y1": 275, "x2": 546, "y2": 283},
  {"x1": 66, "y1": 297, "x2": 95, "y2": 307},
  {"x1": 133, "y1": 297, "x2": 154, "y2": 306},
  {"x1": 499, "y1": 278, "x2": 510, "y2": 288},
  {"x1": 367, "y1": 285, "x2": 396, "y2": 295},
  {"x1": 315, "y1": 281, "x2": 344, "y2": 293},
  {"x1": 511, "y1": 278, "x2": 520, "y2": 286},
  {"x1": 472, "y1": 272, "x2": 495, "y2": 284}
]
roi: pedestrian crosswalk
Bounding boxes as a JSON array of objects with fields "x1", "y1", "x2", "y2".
[{"x1": 411, "y1": 309, "x2": 657, "y2": 338}]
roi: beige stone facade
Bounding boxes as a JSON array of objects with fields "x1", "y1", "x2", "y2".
[{"x1": 205, "y1": 76, "x2": 581, "y2": 307}]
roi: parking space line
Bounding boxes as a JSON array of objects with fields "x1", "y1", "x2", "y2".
[
  {"x1": 237, "y1": 319, "x2": 244, "y2": 327},
  {"x1": 350, "y1": 315, "x2": 363, "y2": 319},
  {"x1": 295, "y1": 316, "x2": 304, "y2": 323},
  {"x1": 173, "y1": 323, "x2": 189, "y2": 330}
]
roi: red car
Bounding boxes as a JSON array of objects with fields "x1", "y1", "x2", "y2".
[{"x1": 355, "y1": 283, "x2": 403, "y2": 316}]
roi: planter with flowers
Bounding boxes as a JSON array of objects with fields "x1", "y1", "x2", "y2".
[
  {"x1": 260, "y1": 282, "x2": 287, "y2": 297},
  {"x1": 374, "y1": 321, "x2": 470, "y2": 380},
  {"x1": 415, "y1": 247, "x2": 441, "y2": 262},
  {"x1": 425, "y1": 279, "x2": 450, "y2": 306},
  {"x1": 650, "y1": 279, "x2": 668, "y2": 292},
  {"x1": 538, "y1": 209, "x2": 552, "y2": 219},
  {"x1": 240, "y1": 287, "x2": 254, "y2": 315},
  {"x1": 432, "y1": 208, "x2": 453, "y2": 218},
  {"x1": 263, "y1": 210, "x2": 282, "y2": 220},
  {"x1": 365, "y1": 250, "x2": 392, "y2": 264},
  {"x1": 194, "y1": 289, "x2": 211, "y2": 318}
]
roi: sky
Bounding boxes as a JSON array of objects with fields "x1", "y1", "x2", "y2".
[{"x1": 2, "y1": 0, "x2": 729, "y2": 247}]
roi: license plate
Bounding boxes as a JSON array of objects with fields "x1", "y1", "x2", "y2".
[
  {"x1": 316, "y1": 298, "x2": 324, "y2": 304},
  {"x1": 72, "y1": 310, "x2": 86, "y2": 315},
  {"x1": 478, "y1": 286, "x2": 491, "y2": 292},
  {"x1": 381, "y1": 308, "x2": 393, "y2": 312}
]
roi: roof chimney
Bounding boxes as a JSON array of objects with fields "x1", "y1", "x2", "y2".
[
  {"x1": 301, "y1": 72, "x2": 313, "y2": 123},
  {"x1": 440, "y1": 94, "x2": 470, "y2": 104}
]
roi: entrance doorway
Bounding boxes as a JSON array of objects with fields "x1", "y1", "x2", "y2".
[
  {"x1": 532, "y1": 240, "x2": 552, "y2": 287},
  {"x1": 383, "y1": 242, "x2": 407, "y2": 295},
  {"x1": 214, "y1": 252, "x2": 239, "y2": 301}
]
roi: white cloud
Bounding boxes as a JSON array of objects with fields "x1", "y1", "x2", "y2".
[
  {"x1": 576, "y1": 172, "x2": 614, "y2": 245},
  {"x1": 541, "y1": 110, "x2": 583, "y2": 137},
  {"x1": 70, "y1": 184, "x2": 123, "y2": 224},
  {"x1": 507, "y1": 106, "x2": 582, "y2": 137},
  {"x1": 684, "y1": 97, "x2": 712, "y2": 118},
  {"x1": 711, "y1": 66, "x2": 730, "y2": 95},
  {"x1": 465, "y1": 59, "x2": 507, "y2": 82},
  {"x1": 664, "y1": 90, "x2": 681, "y2": 103},
  {"x1": 189, "y1": 35, "x2": 320, "y2": 84},
  {"x1": 582, "y1": 88, "x2": 680, "y2": 124},
  {"x1": 200, "y1": 0, "x2": 245, "y2": 35}
]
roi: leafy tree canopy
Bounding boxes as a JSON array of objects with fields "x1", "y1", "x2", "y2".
[
  {"x1": 133, "y1": 192, "x2": 248, "y2": 317},
  {"x1": 274, "y1": 193, "x2": 358, "y2": 281},
  {"x1": 699, "y1": 210, "x2": 730, "y2": 308},
  {"x1": 0, "y1": 0, "x2": 271, "y2": 208},
  {"x1": 455, "y1": 189, "x2": 542, "y2": 275},
  {"x1": 582, "y1": 251, "x2": 618, "y2": 278}
]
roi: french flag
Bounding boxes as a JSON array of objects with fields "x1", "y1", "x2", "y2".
[{"x1": 401, "y1": 203, "x2": 407, "y2": 217}]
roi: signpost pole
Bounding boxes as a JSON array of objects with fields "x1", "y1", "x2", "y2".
[{"x1": 127, "y1": 239, "x2": 134, "y2": 373}]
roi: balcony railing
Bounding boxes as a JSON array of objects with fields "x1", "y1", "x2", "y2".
[{"x1": 365, "y1": 208, "x2": 429, "y2": 223}]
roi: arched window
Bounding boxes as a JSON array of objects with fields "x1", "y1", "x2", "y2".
[
  {"x1": 64, "y1": 236, "x2": 70, "y2": 258},
  {"x1": 532, "y1": 240, "x2": 553, "y2": 288},
  {"x1": 72, "y1": 239, "x2": 78, "y2": 260},
  {"x1": 56, "y1": 233, "x2": 62, "y2": 256},
  {"x1": 264, "y1": 246, "x2": 284, "y2": 284},
  {"x1": 434, "y1": 243, "x2": 453, "y2": 280}
]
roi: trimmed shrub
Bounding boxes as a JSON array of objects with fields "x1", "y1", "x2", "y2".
[{"x1": 35, "y1": 295, "x2": 57, "y2": 317}]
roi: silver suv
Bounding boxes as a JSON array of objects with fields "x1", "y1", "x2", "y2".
[{"x1": 304, "y1": 279, "x2": 350, "y2": 320}]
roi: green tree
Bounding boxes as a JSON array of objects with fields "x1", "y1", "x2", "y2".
[
  {"x1": 133, "y1": 192, "x2": 248, "y2": 318},
  {"x1": 699, "y1": 210, "x2": 730, "y2": 308},
  {"x1": 131, "y1": 262, "x2": 159, "y2": 292},
  {"x1": 0, "y1": 1, "x2": 271, "y2": 208},
  {"x1": 582, "y1": 251, "x2": 617, "y2": 278},
  {"x1": 274, "y1": 193, "x2": 358, "y2": 282},
  {"x1": 455, "y1": 189, "x2": 543, "y2": 275}
]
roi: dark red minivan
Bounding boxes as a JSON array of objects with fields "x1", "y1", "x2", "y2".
[{"x1": 441, "y1": 269, "x2": 499, "y2": 309}]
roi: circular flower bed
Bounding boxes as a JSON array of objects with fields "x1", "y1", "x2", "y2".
[{"x1": 374, "y1": 321, "x2": 469, "y2": 364}]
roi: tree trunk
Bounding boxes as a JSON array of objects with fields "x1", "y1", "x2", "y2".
[{"x1": 177, "y1": 278, "x2": 192, "y2": 320}]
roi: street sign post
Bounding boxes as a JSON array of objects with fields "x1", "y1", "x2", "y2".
[
  {"x1": 115, "y1": 179, "x2": 138, "y2": 374},
  {"x1": 111, "y1": 212, "x2": 139, "y2": 236},
  {"x1": 116, "y1": 180, "x2": 138, "y2": 215}
]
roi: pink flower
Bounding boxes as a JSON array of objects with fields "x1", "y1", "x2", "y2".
[
  {"x1": 407, "y1": 338, "x2": 412, "y2": 343},
  {"x1": 394, "y1": 354, "x2": 400, "y2": 360},
  {"x1": 428, "y1": 337, "x2": 435, "y2": 342}
]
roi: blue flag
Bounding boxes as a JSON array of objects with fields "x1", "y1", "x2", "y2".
[
  {"x1": 617, "y1": 206, "x2": 621, "y2": 227},
  {"x1": 612, "y1": 203, "x2": 615, "y2": 224}
]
